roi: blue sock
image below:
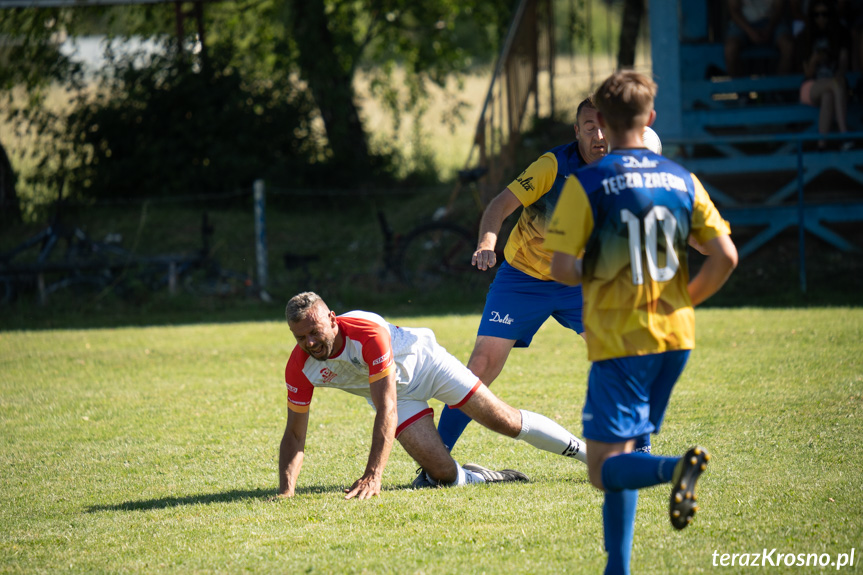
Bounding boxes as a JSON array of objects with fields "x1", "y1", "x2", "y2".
[
  {"x1": 601, "y1": 452, "x2": 680, "y2": 492},
  {"x1": 603, "y1": 489, "x2": 638, "y2": 575},
  {"x1": 437, "y1": 405, "x2": 473, "y2": 451},
  {"x1": 633, "y1": 434, "x2": 651, "y2": 453}
]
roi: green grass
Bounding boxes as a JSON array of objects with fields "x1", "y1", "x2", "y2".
[{"x1": 2, "y1": 309, "x2": 861, "y2": 573}]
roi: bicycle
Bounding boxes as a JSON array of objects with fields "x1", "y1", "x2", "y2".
[
  {"x1": 113, "y1": 212, "x2": 257, "y2": 300},
  {"x1": 375, "y1": 167, "x2": 502, "y2": 294},
  {"x1": 1, "y1": 207, "x2": 255, "y2": 305},
  {"x1": 0, "y1": 204, "x2": 135, "y2": 305},
  {"x1": 395, "y1": 215, "x2": 479, "y2": 291}
]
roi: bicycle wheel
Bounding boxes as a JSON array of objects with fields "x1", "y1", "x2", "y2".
[
  {"x1": 397, "y1": 222, "x2": 485, "y2": 292},
  {"x1": 184, "y1": 261, "x2": 254, "y2": 297},
  {"x1": 43, "y1": 273, "x2": 111, "y2": 298}
]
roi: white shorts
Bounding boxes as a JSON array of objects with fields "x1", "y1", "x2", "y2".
[{"x1": 366, "y1": 330, "x2": 481, "y2": 437}]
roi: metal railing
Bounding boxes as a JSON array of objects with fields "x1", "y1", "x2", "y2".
[
  {"x1": 449, "y1": 0, "x2": 555, "y2": 211},
  {"x1": 667, "y1": 131, "x2": 863, "y2": 293}
]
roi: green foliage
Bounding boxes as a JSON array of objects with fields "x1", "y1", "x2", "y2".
[
  {"x1": 554, "y1": 0, "x2": 634, "y2": 59},
  {"x1": 1, "y1": 0, "x2": 518, "y2": 204},
  {"x1": 359, "y1": 0, "x2": 513, "y2": 129},
  {"x1": 1, "y1": 310, "x2": 861, "y2": 573},
  {"x1": 0, "y1": 0, "x2": 633, "y2": 206},
  {"x1": 0, "y1": 8, "x2": 84, "y2": 91},
  {"x1": 54, "y1": 43, "x2": 322, "y2": 198}
]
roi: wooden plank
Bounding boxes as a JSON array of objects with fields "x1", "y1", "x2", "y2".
[
  {"x1": 680, "y1": 148, "x2": 863, "y2": 175},
  {"x1": 722, "y1": 203, "x2": 863, "y2": 257},
  {"x1": 683, "y1": 106, "x2": 819, "y2": 133}
]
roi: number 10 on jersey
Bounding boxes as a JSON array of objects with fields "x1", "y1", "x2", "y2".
[{"x1": 620, "y1": 207, "x2": 680, "y2": 286}]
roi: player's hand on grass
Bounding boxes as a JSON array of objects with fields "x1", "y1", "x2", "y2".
[
  {"x1": 472, "y1": 248, "x2": 497, "y2": 271},
  {"x1": 344, "y1": 475, "x2": 381, "y2": 500}
]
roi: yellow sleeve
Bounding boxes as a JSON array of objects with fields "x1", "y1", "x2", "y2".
[
  {"x1": 543, "y1": 175, "x2": 594, "y2": 257},
  {"x1": 287, "y1": 394, "x2": 310, "y2": 413},
  {"x1": 690, "y1": 174, "x2": 731, "y2": 244},
  {"x1": 506, "y1": 153, "x2": 559, "y2": 207}
]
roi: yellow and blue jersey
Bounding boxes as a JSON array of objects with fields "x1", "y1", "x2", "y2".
[
  {"x1": 544, "y1": 148, "x2": 730, "y2": 362},
  {"x1": 504, "y1": 141, "x2": 587, "y2": 281}
]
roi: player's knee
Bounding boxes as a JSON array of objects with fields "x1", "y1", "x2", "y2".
[
  {"x1": 586, "y1": 448, "x2": 614, "y2": 490},
  {"x1": 587, "y1": 465, "x2": 605, "y2": 491},
  {"x1": 468, "y1": 356, "x2": 508, "y2": 387},
  {"x1": 466, "y1": 351, "x2": 494, "y2": 377}
]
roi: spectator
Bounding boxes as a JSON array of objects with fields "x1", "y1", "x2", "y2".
[
  {"x1": 837, "y1": 0, "x2": 863, "y2": 72},
  {"x1": 798, "y1": 0, "x2": 853, "y2": 150},
  {"x1": 790, "y1": 0, "x2": 808, "y2": 37},
  {"x1": 725, "y1": 0, "x2": 795, "y2": 76}
]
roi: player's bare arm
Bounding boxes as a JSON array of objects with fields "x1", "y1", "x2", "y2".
[
  {"x1": 473, "y1": 189, "x2": 522, "y2": 271},
  {"x1": 277, "y1": 406, "x2": 309, "y2": 498},
  {"x1": 688, "y1": 235, "x2": 708, "y2": 255},
  {"x1": 344, "y1": 372, "x2": 398, "y2": 500},
  {"x1": 687, "y1": 234, "x2": 738, "y2": 306},
  {"x1": 550, "y1": 251, "x2": 583, "y2": 286}
]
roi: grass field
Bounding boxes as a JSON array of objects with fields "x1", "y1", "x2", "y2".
[{"x1": 1, "y1": 308, "x2": 861, "y2": 573}]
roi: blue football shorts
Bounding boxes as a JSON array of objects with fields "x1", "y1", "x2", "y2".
[
  {"x1": 476, "y1": 260, "x2": 583, "y2": 347},
  {"x1": 582, "y1": 350, "x2": 691, "y2": 443}
]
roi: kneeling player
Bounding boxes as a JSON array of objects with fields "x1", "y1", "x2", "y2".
[{"x1": 277, "y1": 292, "x2": 588, "y2": 500}]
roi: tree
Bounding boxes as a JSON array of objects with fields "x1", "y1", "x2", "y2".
[
  {"x1": 0, "y1": 0, "x2": 513, "y2": 205},
  {"x1": 0, "y1": 139, "x2": 21, "y2": 225},
  {"x1": 61, "y1": 44, "x2": 321, "y2": 198},
  {"x1": 241, "y1": 0, "x2": 513, "y2": 183},
  {"x1": 287, "y1": 0, "x2": 371, "y2": 175},
  {"x1": 617, "y1": 0, "x2": 644, "y2": 70},
  {"x1": 0, "y1": 7, "x2": 85, "y2": 219}
]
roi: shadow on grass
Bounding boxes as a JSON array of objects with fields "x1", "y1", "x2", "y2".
[
  {"x1": 84, "y1": 476, "x2": 570, "y2": 512},
  {"x1": 85, "y1": 485, "x2": 352, "y2": 512}
]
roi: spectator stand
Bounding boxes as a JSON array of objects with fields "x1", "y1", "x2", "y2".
[{"x1": 650, "y1": 0, "x2": 863, "y2": 290}]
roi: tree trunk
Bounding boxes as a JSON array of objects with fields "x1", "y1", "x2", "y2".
[
  {"x1": 287, "y1": 0, "x2": 371, "y2": 178},
  {"x1": 617, "y1": 0, "x2": 645, "y2": 70},
  {"x1": 0, "y1": 140, "x2": 22, "y2": 226}
]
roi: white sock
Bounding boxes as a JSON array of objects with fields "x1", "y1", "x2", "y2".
[
  {"x1": 516, "y1": 409, "x2": 588, "y2": 464},
  {"x1": 450, "y1": 461, "x2": 485, "y2": 486}
]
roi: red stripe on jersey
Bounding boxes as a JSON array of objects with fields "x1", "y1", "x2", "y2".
[{"x1": 396, "y1": 407, "x2": 434, "y2": 438}]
